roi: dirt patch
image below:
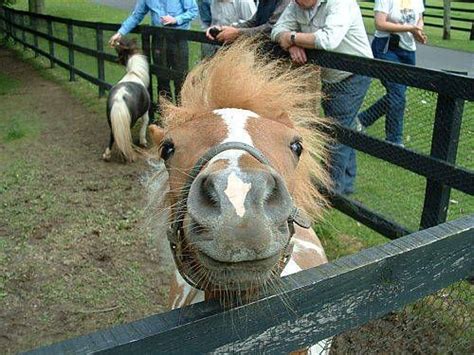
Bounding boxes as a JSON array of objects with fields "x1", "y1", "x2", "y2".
[{"x1": 0, "y1": 48, "x2": 171, "y2": 353}]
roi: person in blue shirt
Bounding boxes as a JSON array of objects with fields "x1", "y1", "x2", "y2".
[{"x1": 108, "y1": 0, "x2": 199, "y2": 102}]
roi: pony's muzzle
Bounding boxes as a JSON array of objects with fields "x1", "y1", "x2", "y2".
[{"x1": 186, "y1": 168, "x2": 293, "y2": 263}]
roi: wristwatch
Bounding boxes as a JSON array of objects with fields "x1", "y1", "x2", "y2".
[{"x1": 290, "y1": 31, "x2": 297, "y2": 45}]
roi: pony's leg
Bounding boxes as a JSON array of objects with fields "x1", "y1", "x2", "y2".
[
  {"x1": 139, "y1": 112, "x2": 149, "y2": 147},
  {"x1": 102, "y1": 132, "x2": 114, "y2": 161}
]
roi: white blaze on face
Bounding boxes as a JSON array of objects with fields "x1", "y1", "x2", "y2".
[
  {"x1": 224, "y1": 172, "x2": 251, "y2": 217},
  {"x1": 211, "y1": 108, "x2": 258, "y2": 168}
]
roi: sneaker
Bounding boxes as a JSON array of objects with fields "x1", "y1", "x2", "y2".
[{"x1": 355, "y1": 117, "x2": 365, "y2": 132}]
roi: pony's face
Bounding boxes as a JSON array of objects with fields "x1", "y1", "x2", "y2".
[
  {"x1": 150, "y1": 108, "x2": 307, "y2": 293},
  {"x1": 114, "y1": 37, "x2": 140, "y2": 66}
]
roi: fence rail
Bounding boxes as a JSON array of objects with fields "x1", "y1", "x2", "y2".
[
  {"x1": 0, "y1": 6, "x2": 472, "y2": 241},
  {"x1": 26, "y1": 215, "x2": 473, "y2": 354}
]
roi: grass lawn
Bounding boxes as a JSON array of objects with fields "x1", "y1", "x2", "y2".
[{"x1": 1, "y1": 0, "x2": 473, "y2": 352}]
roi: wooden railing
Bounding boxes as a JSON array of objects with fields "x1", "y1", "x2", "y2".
[{"x1": 26, "y1": 216, "x2": 474, "y2": 353}]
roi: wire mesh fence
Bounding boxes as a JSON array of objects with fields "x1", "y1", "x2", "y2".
[{"x1": 332, "y1": 280, "x2": 473, "y2": 354}]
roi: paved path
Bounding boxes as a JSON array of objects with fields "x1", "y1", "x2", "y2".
[{"x1": 95, "y1": 0, "x2": 474, "y2": 76}]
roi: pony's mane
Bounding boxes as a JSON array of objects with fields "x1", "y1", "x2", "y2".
[
  {"x1": 125, "y1": 54, "x2": 150, "y2": 88},
  {"x1": 160, "y1": 39, "x2": 331, "y2": 219}
]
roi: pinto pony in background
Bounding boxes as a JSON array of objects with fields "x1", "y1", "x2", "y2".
[
  {"x1": 146, "y1": 39, "x2": 333, "y2": 354},
  {"x1": 103, "y1": 37, "x2": 150, "y2": 162}
]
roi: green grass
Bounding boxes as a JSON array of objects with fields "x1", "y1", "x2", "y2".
[{"x1": 0, "y1": 71, "x2": 19, "y2": 94}]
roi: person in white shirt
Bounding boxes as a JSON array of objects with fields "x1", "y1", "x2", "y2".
[
  {"x1": 271, "y1": 0, "x2": 373, "y2": 195},
  {"x1": 357, "y1": 0, "x2": 427, "y2": 146}
]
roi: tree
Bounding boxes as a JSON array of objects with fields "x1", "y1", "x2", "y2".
[
  {"x1": 28, "y1": 0, "x2": 44, "y2": 13},
  {"x1": 443, "y1": 0, "x2": 451, "y2": 40}
]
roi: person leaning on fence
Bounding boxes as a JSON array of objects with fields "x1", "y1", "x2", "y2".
[
  {"x1": 207, "y1": 0, "x2": 291, "y2": 44},
  {"x1": 356, "y1": 0, "x2": 427, "y2": 147},
  {"x1": 271, "y1": 0, "x2": 373, "y2": 195},
  {"x1": 202, "y1": 0, "x2": 257, "y2": 57},
  {"x1": 108, "y1": 0, "x2": 199, "y2": 103}
]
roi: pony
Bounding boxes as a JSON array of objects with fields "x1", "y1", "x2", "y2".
[
  {"x1": 145, "y1": 39, "x2": 332, "y2": 353},
  {"x1": 102, "y1": 37, "x2": 150, "y2": 162}
]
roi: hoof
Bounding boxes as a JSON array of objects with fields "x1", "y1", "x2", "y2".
[{"x1": 102, "y1": 153, "x2": 111, "y2": 162}]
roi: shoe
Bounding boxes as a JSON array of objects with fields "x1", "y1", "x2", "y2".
[{"x1": 355, "y1": 117, "x2": 365, "y2": 132}]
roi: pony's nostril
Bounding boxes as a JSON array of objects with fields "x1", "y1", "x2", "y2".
[{"x1": 199, "y1": 175, "x2": 220, "y2": 209}]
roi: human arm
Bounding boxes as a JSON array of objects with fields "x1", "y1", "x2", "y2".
[
  {"x1": 118, "y1": 0, "x2": 149, "y2": 35},
  {"x1": 270, "y1": 2, "x2": 299, "y2": 46},
  {"x1": 374, "y1": 11, "x2": 422, "y2": 33},
  {"x1": 237, "y1": 0, "x2": 291, "y2": 37},
  {"x1": 174, "y1": 0, "x2": 200, "y2": 26}
]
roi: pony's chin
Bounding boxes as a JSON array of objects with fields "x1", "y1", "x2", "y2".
[{"x1": 193, "y1": 250, "x2": 280, "y2": 292}]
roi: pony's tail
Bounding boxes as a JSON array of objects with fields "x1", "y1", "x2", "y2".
[{"x1": 110, "y1": 99, "x2": 135, "y2": 162}]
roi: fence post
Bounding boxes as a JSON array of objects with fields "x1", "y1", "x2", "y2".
[
  {"x1": 47, "y1": 19, "x2": 55, "y2": 68},
  {"x1": 419, "y1": 95, "x2": 464, "y2": 230},
  {"x1": 141, "y1": 27, "x2": 155, "y2": 123},
  {"x1": 470, "y1": 22, "x2": 474, "y2": 41},
  {"x1": 96, "y1": 25, "x2": 105, "y2": 97},
  {"x1": 21, "y1": 14, "x2": 26, "y2": 49},
  {"x1": 67, "y1": 22, "x2": 75, "y2": 81},
  {"x1": 31, "y1": 15, "x2": 39, "y2": 57},
  {"x1": 443, "y1": 0, "x2": 451, "y2": 40}
]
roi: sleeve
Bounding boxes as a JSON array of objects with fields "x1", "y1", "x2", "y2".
[
  {"x1": 270, "y1": 2, "x2": 298, "y2": 42},
  {"x1": 313, "y1": 1, "x2": 351, "y2": 50},
  {"x1": 239, "y1": 0, "x2": 291, "y2": 37},
  {"x1": 199, "y1": 0, "x2": 212, "y2": 28},
  {"x1": 418, "y1": 0, "x2": 425, "y2": 14},
  {"x1": 239, "y1": 0, "x2": 257, "y2": 22},
  {"x1": 175, "y1": 0, "x2": 199, "y2": 26},
  {"x1": 374, "y1": 0, "x2": 390, "y2": 14},
  {"x1": 118, "y1": 0, "x2": 149, "y2": 35}
]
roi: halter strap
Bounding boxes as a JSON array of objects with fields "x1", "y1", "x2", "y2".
[{"x1": 166, "y1": 141, "x2": 310, "y2": 291}]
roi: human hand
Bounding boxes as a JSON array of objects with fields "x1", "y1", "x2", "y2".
[
  {"x1": 206, "y1": 26, "x2": 222, "y2": 40},
  {"x1": 108, "y1": 32, "x2": 122, "y2": 47},
  {"x1": 279, "y1": 32, "x2": 293, "y2": 51},
  {"x1": 216, "y1": 26, "x2": 240, "y2": 43},
  {"x1": 413, "y1": 29, "x2": 428, "y2": 44},
  {"x1": 288, "y1": 46, "x2": 307, "y2": 65},
  {"x1": 161, "y1": 15, "x2": 177, "y2": 25}
]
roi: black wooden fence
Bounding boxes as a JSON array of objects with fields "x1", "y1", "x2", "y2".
[
  {"x1": 0, "y1": 6, "x2": 472, "y2": 241},
  {"x1": 25, "y1": 215, "x2": 474, "y2": 353},
  {"x1": 0, "y1": 7, "x2": 473, "y2": 354}
]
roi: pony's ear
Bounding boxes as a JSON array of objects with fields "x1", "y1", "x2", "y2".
[
  {"x1": 149, "y1": 124, "x2": 165, "y2": 145},
  {"x1": 275, "y1": 111, "x2": 294, "y2": 127}
]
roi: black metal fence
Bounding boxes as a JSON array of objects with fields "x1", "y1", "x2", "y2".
[{"x1": 0, "y1": 6, "x2": 472, "y2": 240}]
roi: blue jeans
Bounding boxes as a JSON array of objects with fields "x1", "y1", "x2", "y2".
[
  {"x1": 322, "y1": 74, "x2": 371, "y2": 194},
  {"x1": 358, "y1": 36, "x2": 416, "y2": 145}
]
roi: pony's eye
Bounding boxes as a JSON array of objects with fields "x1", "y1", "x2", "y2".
[
  {"x1": 161, "y1": 140, "x2": 175, "y2": 161},
  {"x1": 290, "y1": 141, "x2": 303, "y2": 157}
]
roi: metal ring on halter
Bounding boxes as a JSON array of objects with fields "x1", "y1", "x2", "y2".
[{"x1": 166, "y1": 141, "x2": 311, "y2": 291}]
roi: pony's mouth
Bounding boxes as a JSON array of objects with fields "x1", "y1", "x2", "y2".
[{"x1": 196, "y1": 249, "x2": 280, "y2": 290}]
